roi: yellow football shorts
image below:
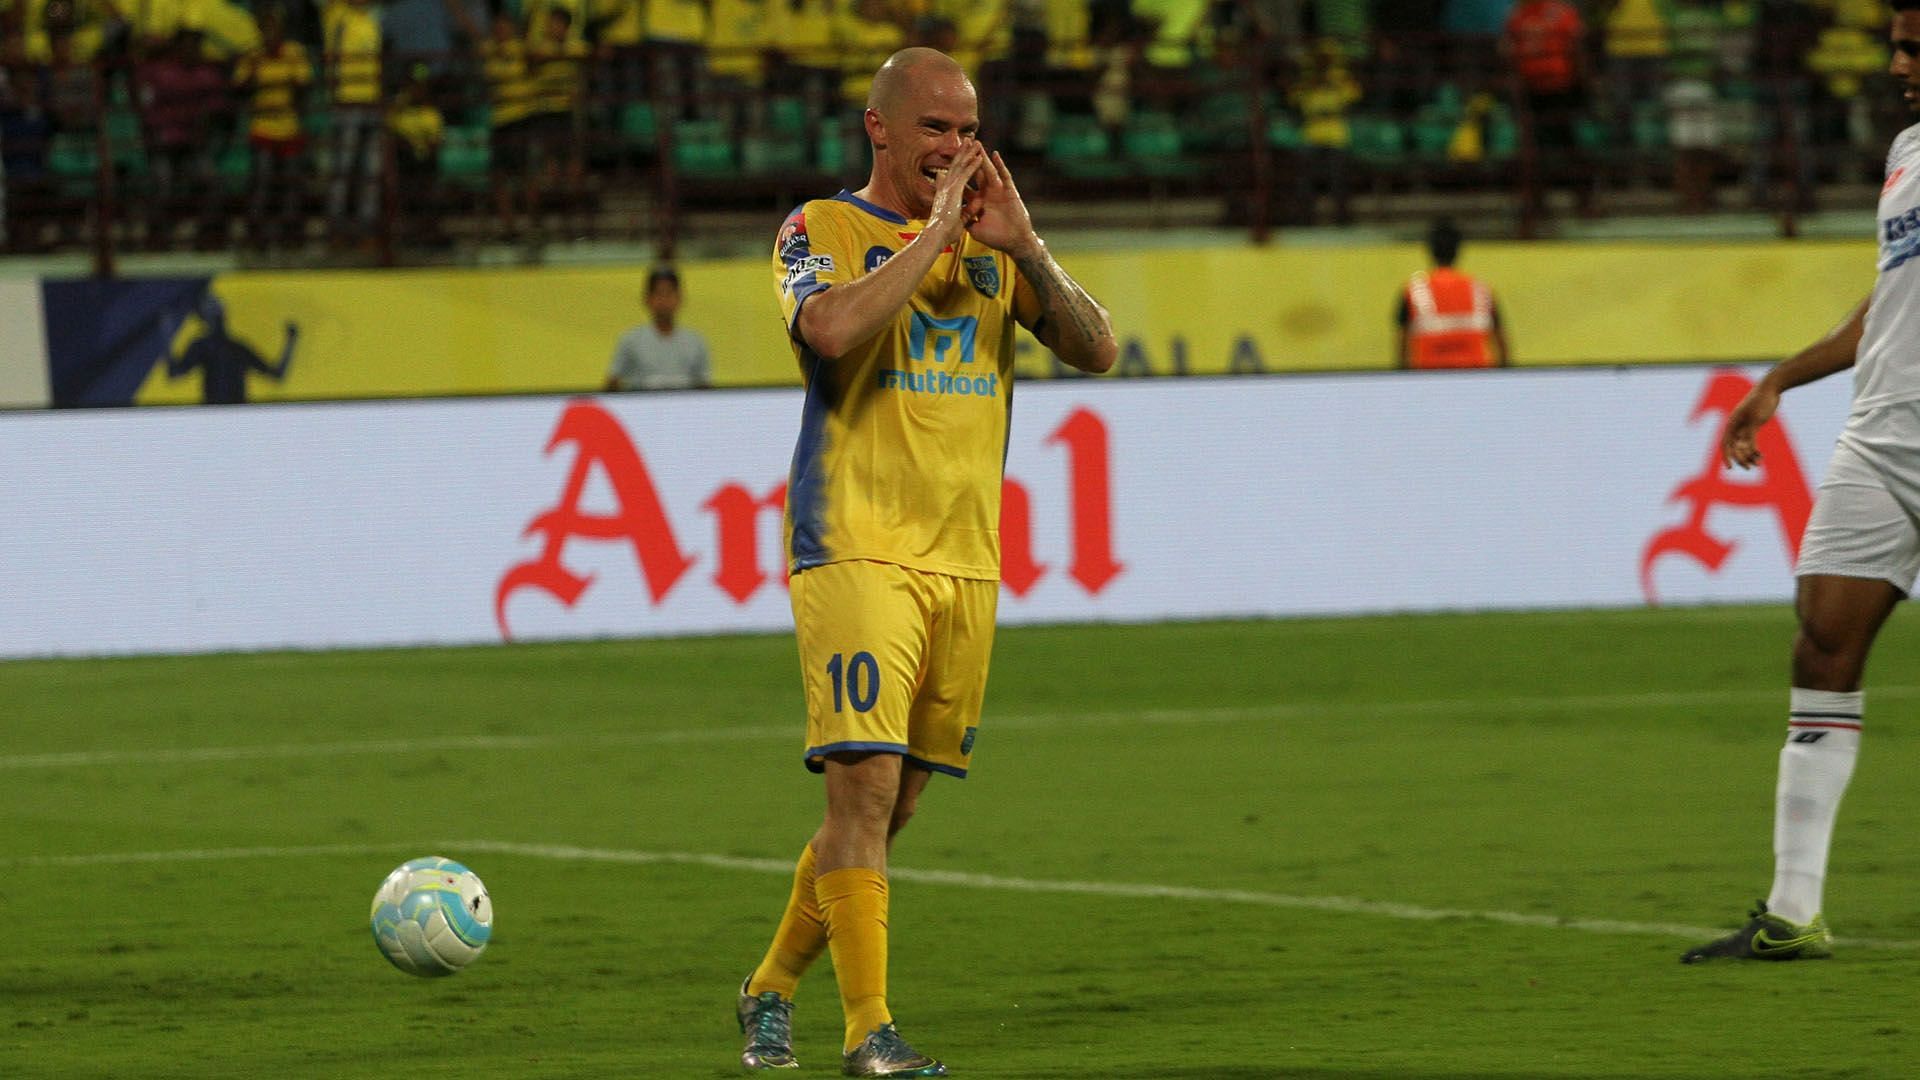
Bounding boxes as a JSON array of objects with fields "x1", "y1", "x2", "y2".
[{"x1": 789, "y1": 559, "x2": 999, "y2": 778}]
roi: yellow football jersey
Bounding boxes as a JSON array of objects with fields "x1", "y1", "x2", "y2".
[{"x1": 774, "y1": 191, "x2": 1041, "y2": 581}]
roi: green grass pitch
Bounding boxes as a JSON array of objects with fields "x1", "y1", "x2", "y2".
[{"x1": 4, "y1": 607, "x2": 1919, "y2": 1078}]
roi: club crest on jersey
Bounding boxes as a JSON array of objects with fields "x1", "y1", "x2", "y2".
[
  {"x1": 865, "y1": 245, "x2": 893, "y2": 272},
  {"x1": 964, "y1": 255, "x2": 1000, "y2": 298},
  {"x1": 960, "y1": 726, "x2": 977, "y2": 754}
]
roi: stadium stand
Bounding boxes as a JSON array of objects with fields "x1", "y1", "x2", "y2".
[{"x1": 0, "y1": 0, "x2": 1906, "y2": 265}]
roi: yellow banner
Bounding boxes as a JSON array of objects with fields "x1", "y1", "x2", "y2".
[{"x1": 132, "y1": 240, "x2": 1880, "y2": 403}]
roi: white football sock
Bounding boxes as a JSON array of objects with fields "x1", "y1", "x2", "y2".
[{"x1": 1766, "y1": 687, "x2": 1862, "y2": 926}]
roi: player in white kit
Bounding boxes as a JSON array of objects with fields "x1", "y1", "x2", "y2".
[{"x1": 1683, "y1": 1, "x2": 1920, "y2": 962}]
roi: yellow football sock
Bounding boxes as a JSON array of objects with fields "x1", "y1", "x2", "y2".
[
  {"x1": 748, "y1": 843, "x2": 827, "y2": 1000},
  {"x1": 815, "y1": 866, "x2": 892, "y2": 1051}
]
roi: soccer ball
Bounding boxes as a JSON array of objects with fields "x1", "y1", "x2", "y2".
[{"x1": 369, "y1": 856, "x2": 493, "y2": 977}]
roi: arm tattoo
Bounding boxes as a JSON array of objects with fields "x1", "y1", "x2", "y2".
[{"x1": 1015, "y1": 245, "x2": 1112, "y2": 364}]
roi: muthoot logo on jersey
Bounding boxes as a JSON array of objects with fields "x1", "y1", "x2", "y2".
[
  {"x1": 495, "y1": 399, "x2": 1122, "y2": 639},
  {"x1": 878, "y1": 369, "x2": 999, "y2": 396}
]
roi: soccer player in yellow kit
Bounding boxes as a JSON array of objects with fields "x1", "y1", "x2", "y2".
[{"x1": 736, "y1": 47, "x2": 1118, "y2": 1078}]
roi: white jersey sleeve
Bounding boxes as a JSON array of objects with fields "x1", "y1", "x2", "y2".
[{"x1": 1851, "y1": 122, "x2": 1920, "y2": 415}]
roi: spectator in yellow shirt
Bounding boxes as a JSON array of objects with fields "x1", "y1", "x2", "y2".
[
  {"x1": 1131, "y1": 0, "x2": 1209, "y2": 113},
  {"x1": 765, "y1": 0, "x2": 838, "y2": 148},
  {"x1": 17, "y1": 0, "x2": 122, "y2": 62},
  {"x1": 524, "y1": 5, "x2": 587, "y2": 234},
  {"x1": 643, "y1": 0, "x2": 706, "y2": 119},
  {"x1": 926, "y1": 0, "x2": 1007, "y2": 76},
  {"x1": 584, "y1": 0, "x2": 643, "y2": 117},
  {"x1": 387, "y1": 62, "x2": 446, "y2": 245},
  {"x1": 482, "y1": 8, "x2": 538, "y2": 238},
  {"x1": 834, "y1": 0, "x2": 904, "y2": 106},
  {"x1": 707, "y1": 0, "x2": 767, "y2": 136},
  {"x1": 322, "y1": 0, "x2": 382, "y2": 244},
  {"x1": 1288, "y1": 40, "x2": 1361, "y2": 224},
  {"x1": 977, "y1": 1, "x2": 1050, "y2": 155},
  {"x1": 1602, "y1": 0, "x2": 1669, "y2": 118},
  {"x1": 234, "y1": 4, "x2": 311, "y2": 248},
  {"x1": 522, "y1": 0, "x2": 584, "y2": 43}
]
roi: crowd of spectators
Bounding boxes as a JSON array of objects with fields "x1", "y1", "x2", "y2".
[{"x1": 0, "y1": 0, "x2": 1908, "y2": 253}]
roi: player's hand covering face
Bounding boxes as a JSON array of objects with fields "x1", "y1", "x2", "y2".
[
  {"x1": 926, "y1": 141, "x2": 987, "y2": 249},
  {"x1": 964, "y1": 150, "x2": 1036, "y2": 255}
]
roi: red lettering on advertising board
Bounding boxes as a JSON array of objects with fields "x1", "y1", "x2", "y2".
[
  {"x1": 704, "y1": 482, "x2": 787, "y2": 603},
  {"x1": 1049, "y1": 407, "x2": 1125, "y2": 594},
  {"x1": 498, "y1": 400, "x2": 1125, "y2": 637},
  {"x1": 998, "y1": 478, "x2": 1047, "y2": 597},
  {"x1": 1640, "y1": 370, "x2": 1812, "y2": 603},
  {"x1": 495, "y1": 400, "x2": 696, "y2": 638}
]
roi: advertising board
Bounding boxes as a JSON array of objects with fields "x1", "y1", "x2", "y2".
[{"x1": 0, "y1": 365, "x2": 1852, "y2": 657}]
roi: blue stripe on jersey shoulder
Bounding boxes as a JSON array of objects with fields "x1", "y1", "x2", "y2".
[
  {"x1": 832, "y1": 189, "x2": 910, "y2": 225},
  {"x1": 786, "y1": 276, "x2": 830, "y2": 325}
]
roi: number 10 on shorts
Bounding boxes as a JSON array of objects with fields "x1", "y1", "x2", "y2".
[{"x1": 826, "y1": 651, "x2": 880, "y2": 713}]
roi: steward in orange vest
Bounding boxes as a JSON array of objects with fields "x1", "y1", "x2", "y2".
[{"x1": 1397, "y1": 219, "x2": 1510, "y2": 369}]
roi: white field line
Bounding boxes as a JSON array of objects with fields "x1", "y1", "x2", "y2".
[
  {"x1": 10, "y1": 685, "x2": 1920, "y2": 770},
  {"x1": 2, "y1": 839, "x2": 1916, "y2": 952}
]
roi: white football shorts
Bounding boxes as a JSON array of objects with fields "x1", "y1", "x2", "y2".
[{"x1": 1797, "y1": 402, "x2": 1920, "y2": 592}]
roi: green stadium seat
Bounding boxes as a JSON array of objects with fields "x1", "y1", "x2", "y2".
[
  {"x1": 1410, "y1": 105, "x2": 1457, "y2": 159},
  {"x1": 217, "y1": 142, "x2": 252, "y2": 189},
  {"x1": 1346, "y1": 114, "x2": 1407, "y2": 164},
  {"x1": 103, "y1": 107, "x2": 138, "y2": 145},
  {"x1": 766, "y1": 96, "x2": 808, "y2": 138},
  {"x1": 1630, "y1": 102, "x2": 1667, "y2": 151},
  {"x1": 104, "y1": 107, "x2": 144, "y2": 172},
  {"x1": 1046, "y1": 114, "x2": 1122, "y2": 179},
  {"x1": 439, "y1": 125, "x2": 491, "y2": 186},
  {"x1": 671, "y1": 118, "x2": 735, "y2": 174},
  {"x1": 1266, "y1": 112, "x2": 1304, "y2": 150},
  {"x1": 619, "y1": 102, "x2": 656, "y2": 146},
  {"x1": 742, "y1": 131, "x2": 808, "y2": 174},
  {"x1": 1185, "y1": 91, "x2": 1254, "y2": 152},
  {"x1": 1720, "y1": 80, "x2": 1759, "y2": 146},
  {"x1": 303, "y1": 109, "x2": 332, "y2": 138},
  {"x1": 1574, "y1": 115, "x2": 1610, "y2": 152},
  {"x1": 47, "y1": 132, "x2": 99, "y2": 193},
  {"x1": 816, "y1": 117, "x2": 845, "y2": 174},
  {"x1": 1486, "y1": 105, "x2": 1519, "y2": 160},
  {"x1": 1122, "y1": 110, "x2": 1201, "y2": 178}
]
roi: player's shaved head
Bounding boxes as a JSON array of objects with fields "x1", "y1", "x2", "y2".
[
  {"x1": 856, "y1": 46, "x2": 980, "y2": 219},
  {"x1": 867, "y1": 47, "x2": 971, "y2": 118}
]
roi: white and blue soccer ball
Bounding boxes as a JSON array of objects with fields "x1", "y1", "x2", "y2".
[{"x1": 369, "y1": 857, "x2": 493, "y2": 977}]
